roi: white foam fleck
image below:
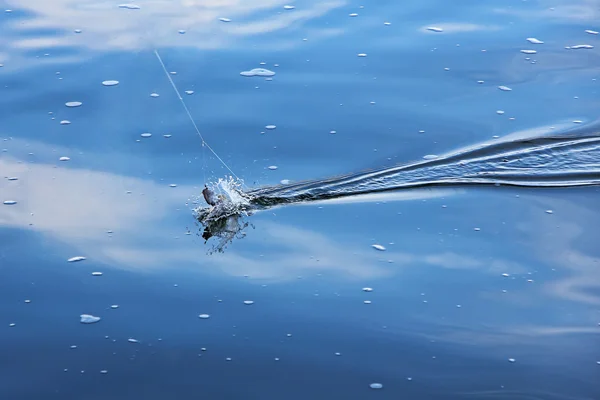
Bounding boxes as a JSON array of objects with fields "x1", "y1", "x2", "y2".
[
  {"x1": 80, "y1": 314, "x2": 101, "y2": 324},
  {"x1": 520, "y1": 49, "x2": 537, "y2": 54},
  {"x1": 526, "y1": 38, "x2": 544, "y2": 44},
  {"x1": 370, "y1": 383, "x2": 383, "y2": 389},
  {"x1": 219, "y1": 17, "x2": 231, "y2": 22},
  {"x1": 59, "y1": 156, "x2": 70, "y2": 161},
  {"x1": 141, "y1": 133, "x2": 152, "y2": 138},
  {"x1": 240, "y1": 68, "x2": 275, "y2": 77},
  {"x1": 498, "y1": 86, "x2": 512, "y2": 91},
  {"x1": 91, "y1": 272, "x2": 103, "y2": 276},
  {"x1": 118, "y1": 4, "x2": 140, "y2": 9},
  {"x1": 372, "y1": 244, "x2": 386, "y2": 251},
  {"x1": 427, "y1": 26, "x2": 443, "y2": 32},
  {"x1": 60, "y1": 120, "x2": 71, "y2": 125},
  {"x1": 102, "y1": 80, "x2": 119, "y2": 86},
  {"x1": 65, "y1": 101, "x2": 82, "y2": 107},
  {"x1": 198, "y1": 314, "x2": 210, "y2": 319},
  {"x1": 68, "y1": 256, "x2": 86, "y2": 262},
  {"x1": 280, "y1": 179, "x2": 290, "y2": 184},
  {"x1": 243, "y1": 300, "x2": 254, "y2": 305},
  {"x1": 3, "y1": 200, "x2": 17, "y2": 205}
]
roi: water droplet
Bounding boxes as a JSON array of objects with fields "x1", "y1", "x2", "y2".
[
  {"x1": 102, "y1": 80, "x2": 119, "y2": 86},
  {"x1": 243, "y1": 300, "x2": 254, "y2": 305},
  {"x1": 545, "y1": 209, "x2": 553, "y2": 214},
  {"x1": 185, "y1": 90, "x2": 194, "y2": 95},
  {"x1": 100, "y1": 370, "x2": 108, "y2": 374},
  {"x1": 284, "y1": 5, "x2": 295, "y2": 10},
  {"x1": 267, "y1": 166, "x2": 278, "y2": 170},
  {"x1": 169, "y1": 184, "x2": 177, "y2": 188},
  {"x1": 198, "y1": 314, "x2": 210, "y2": 319},
  {"x1": 496, "y1": 110, "x2": 505, "y2": 115},
  {"x1": 60, "y1": 120, "x2": 71, "y2": 125},
  {"x1": 364, "y1": 300, "x2": 372, "y2": 304},
  {"x1": 370, "y1": 383, "x2": 383, "y2": 389},
  {"x1": 178, "y1": 30, "x2": 186, "y2": 34},
  {"x1": 384, "y1": 22, "x2": 391, "y2": 25},
  {"x1": 128, "y1": 338, "x2": 139, "y2": 343},
  {"x1": 59, "y1": 156, "x2": 70, "y2": 161},
  {"x1": 526, "y1": 38, "x2": 544, "y2": 44},
  {"x1": 240, "y1": 68, "x2": 275, "y2": 77},
  {"x1": 427, "y1": 27, "x2": 443, "y2": 32},
  {"x1": 423, "y1": 154, "x2": 438, "y2": 160},
  {"x1": 3, "y1": 200, "x2": 17, "y2": 205},
  {"x1": 74, "y1": 29, "x2": 82, "y2": 33},
  {"x1": 498, "y1": 86, "x2": 512, "y2": 91},
  {"x1": 520, "y1": 49, "x2": 537, "y2": 54},
  {"x1": 508, "y1": 358, "x2": 516, "y2": 363},
  {"x1": 585, "y1": 30, "x2": 599, "y2": 35},
  {"x1": 91, "y1": 272, "x2": 103, "y2": 276},
  {"x1": 372, "y1": 244, "x2": 386, "y2": 251},
  {"x1": 219, "y1": 18, "x2": 231, "y2": 22},
  {"x1": 502, "y1": 273, "x2": 510, "y2": 277},
  {"x1": 357, "y1": 53, "x2": 367, "y2": 57},
  {"x1": 265, "y1": 125, "x2": 277, "y2": 130},
  {"x1": 573, "y1": 120, "x2": 583, "y2": 124},
  {"x1": 118, "y1": 4, "x2": 140, "y2": 9},
  {"x1": 362, "y1": 287, "x2": 373, "y2": 292},
  {"x1": 65, "y1": 101, "x2": 82, "y2": 107},
  {"x1": 163, "y1": 134, "x2": 172, "y2": 138},
  {"x1": 110, "y1": 305, "x2": 119, "y2": 309},
  {"x1": 474, "y1": 227, "x2": 481, "y2": 231},
  {"x1": 140, "y1": 133, "x2": 152, "y2": 138},
  {"x1": 150, "y1": 93, "x2": 159, "y2": 97},
  {"x1": 68, "y1": 256, "x2": 86, "y2": 262},
  {"x1": 9, "y1": 323, "x2": 16, "y2": 327},
  {"x1": 349, "y1": 13, "x2": 358, "y2": 17},
  {"x1": 280, "y1": 179, "x2": 290, "y2": 184},
  {"x1": 24, "y1": 299, "x2": 30, "y2": 303},
  {"x1": 80, "y1": 314, "x2": 101, "y2": 324}
]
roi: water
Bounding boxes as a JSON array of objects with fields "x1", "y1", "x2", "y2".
[{"x1": 1, "y1": 0, "x2": 599, "y2": 399}]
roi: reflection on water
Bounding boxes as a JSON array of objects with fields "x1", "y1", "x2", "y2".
[{"x1": 1, "y1": 0, "x2": 600, "y2": 398}]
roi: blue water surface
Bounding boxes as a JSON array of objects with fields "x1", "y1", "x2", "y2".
[{"x1": 1, "y1": 0, "x2": 599, "y2": 399}]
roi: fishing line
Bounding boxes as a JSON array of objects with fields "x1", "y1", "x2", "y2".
[{"x1": 153, "y1": 48, "x2": 242, "y2": 183}]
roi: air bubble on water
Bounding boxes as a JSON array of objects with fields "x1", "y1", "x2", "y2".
[
  {"x1": 219, "y1": 17, "x2": 231, "y2": 22},
  {"x1": 423, "y1": 154, "x2": 438, "y2": 160},
  {"x1": 60, "y1": 120, "x2": 71, "y2": 125},
  {"x1": 3, "y1": 200, "x2": 16, "y2": 205},
  {"x1": 372, "y1": 244, "x2": 386, "y2": 251},
  {"x1": 370, "y1": 383, "x2": 383, "y2": 389},
  {"x1": 118, "y1": 4, "x2": 140, "y2": 9},
  {"x1": 68, "y1": 256, "x2": 86, "y2": 262},
  {"x1": 102, "y1": 80, "x2": 119, "y2": 86},
  {"x1": 498, "y1": 86, "x2": 512, "y2": 91},
  {"x1": 198, "y1": 314, "x2": 210, "y2": 319},
  {"x1": 268, "y1": 166, "x2": 278, "y2": 170},
  {"x1": 240, "y1": 68, "x2": 275, "y2": 77},
  {"x1": 141, "y1": 133, "x2": 152, "y2": 138},
  {"x1": 243, "y1": 300, "x2": 254, "y2": 305},
  {"x1": 80, "y1": 314, "x2": 101, "y2": 324},
  {"x1": 65, "y1": 101, "x2": 82, "y2": 107},
  {"x1": 520, "y1": 49, "x2": 537, "y2": 54},
  {"x1": 91, "y1": 272, "x2": 103, "y2": 276},
  {"x1": 526, "y1": 38, "x2": 544, "y2": 44}
]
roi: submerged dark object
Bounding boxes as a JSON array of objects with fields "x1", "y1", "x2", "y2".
[{"x1": 202, "y1": 185, "x2": 218, "y2": 206}]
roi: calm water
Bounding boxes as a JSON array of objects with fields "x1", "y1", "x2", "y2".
[{"x1": 1, "y1": 0, "x2": 599, "y2": 399}]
